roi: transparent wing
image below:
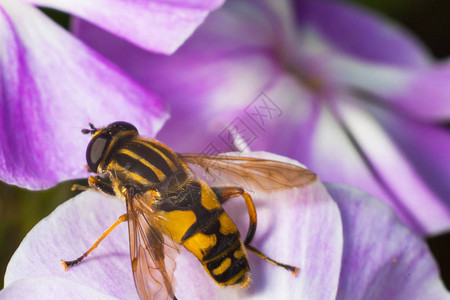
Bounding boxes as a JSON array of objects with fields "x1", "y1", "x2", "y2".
[
  {"x1": 127, "y1": 193, "x2": 179, "y2": 300},
  {"x1": 179, "y1": 154, "x2": 317, "y2": 193}
]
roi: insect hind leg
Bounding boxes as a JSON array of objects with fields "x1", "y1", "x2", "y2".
[
  {"x1": 212, "y1": 186, "x2": 256, "y2": 245},
  {"x1": 245, "y1": 244, "x2": 299, "y2": 276},
  {"x1": 212, "y1": 186, "x2": 299, "y2": 276}
]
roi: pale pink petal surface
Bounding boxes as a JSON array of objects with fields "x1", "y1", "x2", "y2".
[{"x1": 0, "y1": 1, "x2": 168, "y2": 189}]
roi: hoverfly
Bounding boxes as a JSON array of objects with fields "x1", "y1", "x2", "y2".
[{"x1": 62, "y1": 121, "x2": 317, "y2": 300}]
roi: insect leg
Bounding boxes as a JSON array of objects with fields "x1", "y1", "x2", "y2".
[
  {"x1": 212, "y1": 186, "x2": 299, "y2": 276},
  {"x1": 61, "y1": 214, "x2": 127, "y2": 270},
  {"x1": 212, "y1": 186, "x2": 256, "y2": 245},
  {"x1": 71, "y1": 176, "x2": 115, "y2": 196},
  {"x1": 245, "y1": 245, "x2": 299, "y2": 276}
]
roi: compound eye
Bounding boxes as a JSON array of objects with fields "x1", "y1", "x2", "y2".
[{"x1": 86, "y1": 134, "x2": 110, "y2": 173}]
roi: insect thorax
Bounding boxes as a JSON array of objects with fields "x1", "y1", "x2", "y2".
[{"x1": 104, "y1": 137, "x2": 190, "y2": 192}]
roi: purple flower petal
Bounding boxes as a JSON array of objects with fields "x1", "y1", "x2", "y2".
[
  {"x1": 0, "y1": 276, "x2": 117, "y2": 299},
  {"x1": 366, "y1": 103, "x2": 450, "y2": 214},
  {"x1": 73, "y1": 1, "x2": 306, "y2": 154},
  {"x1": 0, "y1": 2, "x2": 168, "y2": 189},
  {"x1": 326, "y1": 183, "x2": 449, "y2": 299},
  {"x1": 331, "y1": 97, "x2": 450, "y2": 234},
  {"x1": 3, "y1": 191, "x2": 137, "y2": 299},
  {"x1": 384, "y1": 62, "x2": 450, "y2": 120},
  {"x1": 35, "y1": 0, "x2": 226, "y2": 54},
  {"x1": 296, "y1": 0, "x2": 431, "y2": 68},
  {"x1": 4, "y1": 152, "x2": 343, "y2": 299},
  {"x1": 324, "y1": 54, "x2": 450, "y2": 120}
]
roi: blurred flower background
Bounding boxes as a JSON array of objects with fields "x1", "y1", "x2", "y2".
[{"x1": 1, "y1": 0, "x2": 450, "y2": 294}]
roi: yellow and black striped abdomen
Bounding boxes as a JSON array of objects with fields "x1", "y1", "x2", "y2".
[
  {"x1": 198, "y1": 213, "x2": 250, "y2": 286},
  {"x1": 156, "y1": 180, "x2": 250, "y2": 286}
]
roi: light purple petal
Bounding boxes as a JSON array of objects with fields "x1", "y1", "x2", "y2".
[
  {"x1": 383, "y1": 61, "x2": 450, "y2": 120},
  {"x1": 302, "y1": 101, "x2": 395, "y2": 213},
  {"x1": 291, "y1": 94, "x2": 450, "y2": 235},
  {"x1": 74, "y1": 1, "x2": 284, "y2": 153},
  {"x1": 325, "y1": 54, "x2": 450, "y2": 120},
  {"x1": 4, "y1": 153, "x2": 343, "y2": 299},
  {"x1": 332, "y1": 96, "x2": 450, "y2": 234},
  {"x1": 0, "y1": 276, "x2": 117, "y2": 300},
  {"x1": 326, "y1": 183, "x2": 449, "y2": 299},
  {"x1": 366, "y1": 102, "x2": 450, "y2": 212},
  {"x1": 295, "y1": 0, "x2": 431, "y2": 68},
  {"x1": 4, "y1": 191, "x2": 138, "y2": 299},
  {"x1": 0, "y1": 2, "x2": 168, "y2": 189},
  {"x1": 25, "y1": 0, "x2": 225, "y2": 55},
  {"x1": 74, "y1": 1, "x2": 318, "y2": 155}
]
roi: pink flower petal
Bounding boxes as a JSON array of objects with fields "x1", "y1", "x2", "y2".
[
  {"x1": 0, "y1": 2, "x2": 168, "y2": 189},
  {"x1": 327, "y1": 183, "x2": 448, "y2": 299},
  {"x1": 30, "y1": 0, "x2": 225, "y2": 54}
]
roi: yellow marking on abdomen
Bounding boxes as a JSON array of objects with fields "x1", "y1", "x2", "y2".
[
  {"x1": 234, "y1": 249, "x2": 246, "y2": 260},
  {"x1": 157, "y1": 210, "x2": 197, "y2": 243},
  {"x1": 183, "y1": 233, "x2": 217, "y2": 260},
  {"x1": 199, "y1": 181, "x2": 222, "y2": 210},
  {"x1": 218, "y1": 212, "x2": 237, "y2": 235},
  {"x1": 212, "y1": 258, "x2": 232, "y2": 276}
]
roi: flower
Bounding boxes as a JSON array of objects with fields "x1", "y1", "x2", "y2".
[
  {"x1": 2, "y1": 153, "x2": 447, "y2": 299},
  {"x1": 73, "y1": 0, "x2": 450, "y2": 236},
  {"x1": 0, "y1": 0, "x2": 224, "y2": 189}
]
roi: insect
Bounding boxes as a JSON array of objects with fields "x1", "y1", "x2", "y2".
[{"x1": 62, "y1": 121, "x2": 317, "y2": 300}]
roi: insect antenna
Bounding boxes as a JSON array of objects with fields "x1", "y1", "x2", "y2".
[{"x1": 81, "y1": 122, "x2": 98, "y2": 135}]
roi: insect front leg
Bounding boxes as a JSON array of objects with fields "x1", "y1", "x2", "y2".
[
  {"x1": 71, "y1": 176, "x2": 115, "y2": 196},
  {"x1": 61, "y1": 214, "x2": 128, "y2": 270},
  {"x1": 212, "y1": 186, "x2": 299, "y2": 276}
]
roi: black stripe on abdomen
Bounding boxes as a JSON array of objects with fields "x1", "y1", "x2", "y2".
[{"x1": 115, "y1": 153, "x2": 160, "y2": 183}]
